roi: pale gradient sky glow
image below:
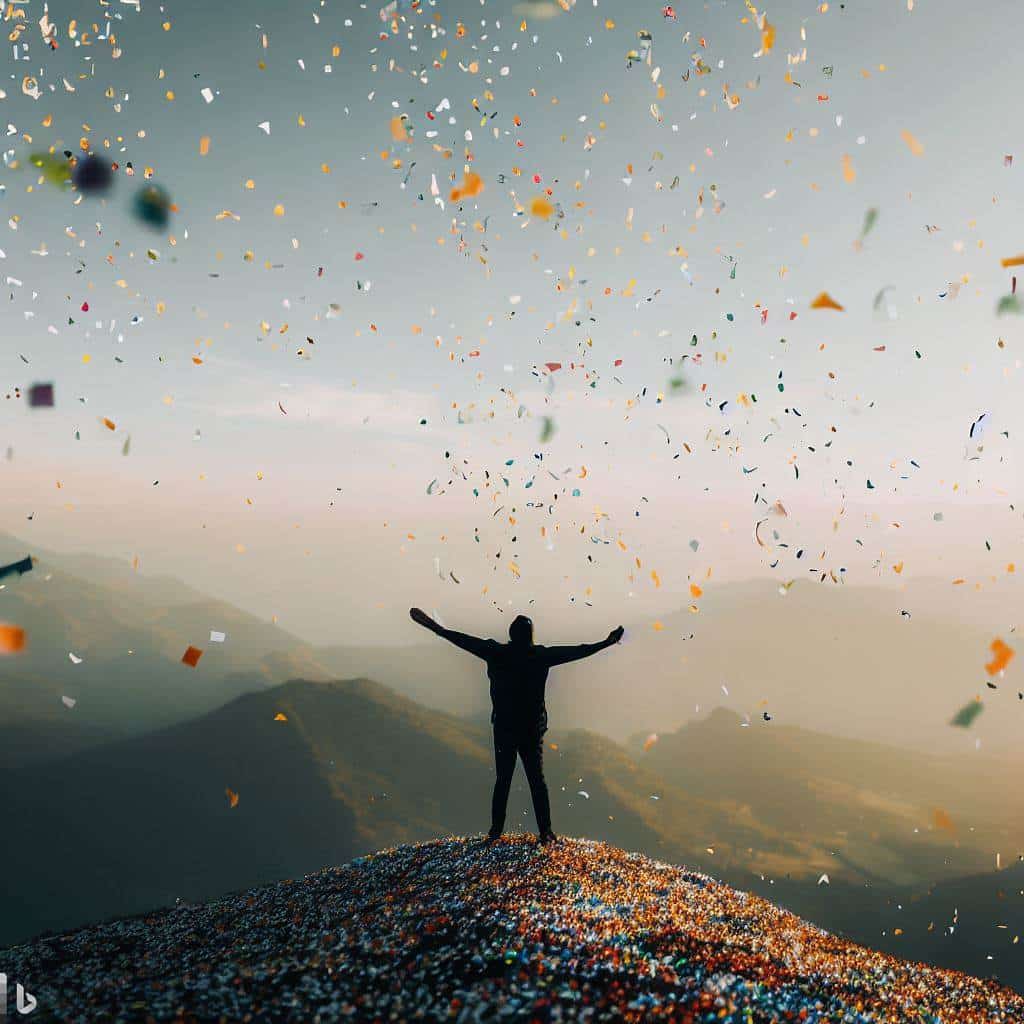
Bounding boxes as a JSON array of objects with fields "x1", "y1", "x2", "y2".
[{"x1": 0, "y1": 0, "x2": 1020, "y2": 645}]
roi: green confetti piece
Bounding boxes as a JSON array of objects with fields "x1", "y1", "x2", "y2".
[
  {"x1": 996, "y1": 294, "x2": 1022, "y2": 316},
  {"x1": 28, "y1": 151, "x2": 72, "y2": 188},
  {"x1": 950, "y1": 700, "x2": 984, "y2": 728},
  {"x1": 861, "y1": 207, "x2": 879, "y2": 238}
]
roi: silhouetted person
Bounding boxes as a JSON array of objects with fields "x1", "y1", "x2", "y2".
[{"x1": 410, "y1": 608, "x2": 624, "y2": 844}]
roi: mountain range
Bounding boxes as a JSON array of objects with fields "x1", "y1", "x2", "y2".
[
  {"x1": 3, "y1": 531, "x2": 1019, "y2": 755},
  {"x1": 1, "y1": 533, "x2": 1022, "y2": 990}
]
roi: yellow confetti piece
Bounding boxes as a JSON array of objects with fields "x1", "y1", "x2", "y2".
[
  {"x1": 273, "y1": 203, "x2": 285, "y2": 217},
  {"x1": 530, "y1": 195, "x2": 555, "y2": 220},
  {"x1": 199, "y1": 135, "x2": 210, "y2": 156},
  {"x1": 841, "y1": 153, "x2": 855, "y2": 183},
  {"x1": 761, "y1": 19, "x2": 776, "y2": 52},
  {"x1": 810, "y1": 291, "x2": 844, "y2": 311},
  {"x1": 390, "y1": 116, "x2": 408, "y2": 142}
]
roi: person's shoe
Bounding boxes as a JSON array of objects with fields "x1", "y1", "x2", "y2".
[
  {"x1": 484, "y1": 829, "x2": 502, "y2": 844},
  {"x1": 539, "y1": 830, "x2": 558, "y2": 845}
]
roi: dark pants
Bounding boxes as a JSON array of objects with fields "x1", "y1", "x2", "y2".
[{"x1": 491, "y1": 728, "x2": 551, "y2": 835}]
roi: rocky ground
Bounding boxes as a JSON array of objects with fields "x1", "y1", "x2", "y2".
[{"x1": 4, "y1": 835, "x2": 1022, "y2": 1022}]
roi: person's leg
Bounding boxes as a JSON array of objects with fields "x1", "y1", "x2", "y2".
[
  {"x1": 518, "y1": 733, "x2": 553, "y2": 836},
  {"x1": 490, "y1": 729, "x2": 518, "y2": 835}
]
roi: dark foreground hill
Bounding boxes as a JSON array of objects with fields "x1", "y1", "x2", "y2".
[{"x1": 5, "y1": 838, "x2": 1021, "y2": 1024}]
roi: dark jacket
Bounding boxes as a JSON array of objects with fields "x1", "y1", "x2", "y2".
[{"x1": 434, "y1": 630, "x2": 615, "y2": 734}]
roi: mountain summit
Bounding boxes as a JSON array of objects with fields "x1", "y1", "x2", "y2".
[{"x1": 6, "y1": 837, "x2": 1020, "y2": 1022}]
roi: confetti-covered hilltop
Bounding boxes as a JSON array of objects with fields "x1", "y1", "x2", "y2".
[{"x1": 7, "y1": 837, "x2": 1022, "y2": 1022}]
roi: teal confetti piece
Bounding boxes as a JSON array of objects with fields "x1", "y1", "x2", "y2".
[{"x1": 950, "y1": 701, "x2": 984, "y2": 728}]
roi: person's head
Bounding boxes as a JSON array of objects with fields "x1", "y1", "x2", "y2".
[{"x1": 508, "y1": 614, "x2": 534, "y2": 647}]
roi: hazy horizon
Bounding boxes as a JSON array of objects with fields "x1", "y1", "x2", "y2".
[{"x1": 1, "y1": 0, "x2": 1019, "y2": 650}]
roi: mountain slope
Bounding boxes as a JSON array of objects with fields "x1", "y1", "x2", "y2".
[
  {"x1": 0, "y1": 534, "x2": 327, "y2": 742},
  {"x1": 0, "y1": 677, "x2": 488, "y2": 947},
  {"x1": 5, "y1": 837, "x2": 1020, "y2": 1023},
  {"x1": 641, "y1": 707, "x2": 1024, "y2": 886},
  {"x1": 0, "y1": 677, "x2": 805, "y2": 949}
]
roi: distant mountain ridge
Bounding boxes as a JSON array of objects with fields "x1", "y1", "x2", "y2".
[{"x1": 2, "y1": 530, "x2": 1020, "y2": 753}]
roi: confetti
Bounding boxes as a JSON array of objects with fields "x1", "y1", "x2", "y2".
[
  {"x1": 0, "y1": 625, "x2": 27, "y2": 653},
  {"x1": 984, "y1": 638, "x2": 1015, "y2": 677},
  {"x1": 181, "y1": 646, "x2": 204, "y2": 668},
  {"x1": 810, "y1": 292, "x2": 844, "y2": 311}
]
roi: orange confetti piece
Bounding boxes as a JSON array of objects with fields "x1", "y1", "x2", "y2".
[
  {"x1": 199, "y1": 135, "x2": 210, "y2": 156},
  {"x1": 841, "y1": 153, "x2": 856, "y2": 183},
  {"x1": 932, "y1": 807, "x2": 956, "y2": 834},
  {"x1": 761, "y1": 20, "x2": 775, "y2": 52},
  {"x1": 689, "y1": 583, "x2": 703, "y2": 598},
  {"x1": 274, "y1": 712, "x2": 288, "y2": 722},
  {"x1": 530, "y1": 195, "x2": 555, "y2": 220},
  {"x1": 0, "y1": 624, "x2": 26, "y2": 653},
  {"x1": 1000, "y1": 255, "x2": 1024, "y2": 268},
  {"x1": 643, "y1": 733, "x2": 659, "y2": 752},
  {"x1": 450, "y1": 171, "x2": 484, "y2": 202},
  {"x1": 225, "y1": 788, "x2": 239, "y2": 808},
  {"x1": 985, "y1": 637, "x2": 1015, "y2": 677},
  {"x1": 181, "y1": 645, "x2": 204, "y2": 667},
  {"x1": 900, "y1": 130, "x2": 924, "y2": 156},
  {"x1": 810, "y1": 291, "x2": 844, "y2": 311},
  {"x1": 102, "y1": 417, "x2": 116, "y2": 430},
  {"x1": 390, "y1": 115, "x2": 408, "y2": 142}
]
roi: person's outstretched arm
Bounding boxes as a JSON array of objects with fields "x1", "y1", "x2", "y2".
[
  {"x1": 543, "y1": 626, "x2": 624, "y2": 667},
  {"x1": 409, "y1": 607, "x2": 492, "y2": 659}
]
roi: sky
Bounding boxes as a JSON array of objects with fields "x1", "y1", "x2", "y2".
[{"x1": 0, "y1": 0, "x2": 1020, "y2": 646}]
